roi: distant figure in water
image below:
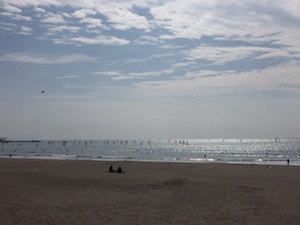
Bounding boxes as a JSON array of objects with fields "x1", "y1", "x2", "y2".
[
  {"x1": 109, "y1": 165, "x2": 115, "y2": 173},
  {"x1": 287, "y1": 159, "x2": 290, "y2": 166}
]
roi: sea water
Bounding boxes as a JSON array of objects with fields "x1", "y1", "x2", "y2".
[{"x1": 1, "y1": 139, "x2": 300, "y2": 165}]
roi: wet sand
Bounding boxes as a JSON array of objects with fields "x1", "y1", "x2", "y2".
[{"x1": 0, "y1": 159, "x2": 300, "y2": 225}]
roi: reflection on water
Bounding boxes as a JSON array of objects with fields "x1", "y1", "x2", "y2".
[{"x1": 1, "y1": 139, "x2": 300, "y2": 165}]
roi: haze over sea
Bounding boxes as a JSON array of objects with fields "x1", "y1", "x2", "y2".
[{"x1": 1, "y1": 138, "x2": 299, "y2": 166}]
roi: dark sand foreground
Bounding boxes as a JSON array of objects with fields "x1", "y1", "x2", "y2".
[{"x1": 0, "y1": 159, "x2": 300, "y2": 225}]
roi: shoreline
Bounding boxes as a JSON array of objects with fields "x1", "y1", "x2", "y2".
[
  {"x1": 1, "y1": 159, "x2": 300, "y2": 224},
  {"x1": 1, "y1": 138, "x2": 299, "y2": 167},
  {"x1": 0, "y1": 156, "x2": 296, "y2": 167}
]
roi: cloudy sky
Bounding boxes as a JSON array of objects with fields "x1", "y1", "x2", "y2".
[{"x1": 1, "y1": 0, "x2": 300, "y2": 140}]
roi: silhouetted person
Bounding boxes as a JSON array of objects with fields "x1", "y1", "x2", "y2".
[
  {"x1": 109, "y1": 165, "x2": 115, "y2": 173},
  {"x1": 287, "y1": 159, "x2": 290, "y2": 166},
  {"x1": 116, "y1": 166, "x2": 124, "y2": 173}
]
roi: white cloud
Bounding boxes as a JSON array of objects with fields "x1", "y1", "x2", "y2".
[
  {"x1": 148, "y1": 0, "x2": 300, "y2": 51},
  {"x1": 2, "y1": 0, "x2": 299, "y2": 52},
  {"x1": 134, "y1": 35, "x2": 163, "y2": 45},
  {"x1": 1, "y1": 1, "x2": 300, "y2": 88},
  {"x1": 72, "y1": 8, "x2": 97, "y2": 18},
  {"x1": 171, "y1": 61, "x2": 197, "y2": 69},
  {"x1": 79, "y1": 17, "x2": 105, "y2": 29},
  {"x1": 186, "y1": 46, "x2": 277, "y2": 65},
  {"x1": 93, "y1": 71, "x2": 123, "y2": 77},
  {"x1": 133, "y1": 61, "x2": 300, "y2": 99},
  {"x1": 125, "y1": 69, "x2": 174, "y2": 80},
  {"x1": 1, "y1": 3, "x2": 22, "y2": 13},
  {"x1": 178, "y1": 70, "x2": 229, "y2": 80},
  {"x1": 0, "y1": 22, "x2": 17, "y2": 31},
  {"x1": 255, "y1": 49, "x2": 291, "y2": 60},
  {"x1": 0, "y1": 53, "x2": 96, "y2": 64},
  {"x1": 0, "y1": 11, "x2": 32, "y2": 21},
  {"x1": 94, "y1": 69, "x2": 174, "y2": 81},
  {"x1": 2, "y1": 0, "x2": 61, "y2": 8},
  {"x1": 34, "y1": 7, "x2": 46, "y2": 13},
  {"x1": 17, "y1": 26, "x2": 33, "y2": 35},
  {"x1": 95, "y1": 4, "x2": 152, "y2": 31},
  {"x1": 2, "y1": 1, "x2": 152, "y2": 31},
  {"x1": 150, "y1": 0, "x2": 233, "y2": 40},
  {"x1": 70, "y1": 35, "x2": 130, "y2": 45},
  {"x1": 41, "y1": 13, "x2": 65, "y2": 24},
  {"x1": 47, "y1": 25, "x2": 81, "y2": 33},
  {"x1": 56, "y1": 75, "x2": 81, "y2": 79}
]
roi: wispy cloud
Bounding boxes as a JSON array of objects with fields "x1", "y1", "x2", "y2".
[
  {"x1": 0, "y1": 0, "x2": 300, "y2": 89},
  {"x1": 0, "y1": 53, "x2": 96, "y2": 64},
  {"x1": 41, "y1": 12, "x2": 65, "y2": 24},
  {"x1": 133, "y1": 61, "x2": 300, "y2": 99},
  {"x1": 17, "y1": 26, "x2": 33, "y2": 35},
  {"x1": 55, "y1": 75, "x2": 82, "y2": 79},
  {"x1": 93, "y1": 71, "x2": 123, "y2": 77},
  {"x1": 0, "y1": 11, "x2": 32, "y2": 21},
  {"x1": 93, "y1": 68, "x2": 174, "y2": 81},
  {"x1": 185, "y1": 46, "x2": 275, "y2": 65},
  {"x1": 1, "y1": 3, "x2": 22, "y2": 13},
  {"x1": 79, "y1": 17, "x2": 105, "y2": 29},
  {"x1": 95, "y1": 4, "x2": 152, "y2": 31},
  {"x1": 69, "y1": 35, "x2": 130, "y2": 45},
  {"x1": 34, "y1": 7, "x2": 46, "y2": 14},
  {"x1": 0, "y1": 22, "x2": 17, "y2": 31},
  {"x1": 1, "y1": 0, "x2": 299, "y2": 53},
  {"x1": 72, "y1": 8, "x2": 97, "y2": 18},
  {"x1": 46, "y1": 25, "x2": 81, "y2": 34}
]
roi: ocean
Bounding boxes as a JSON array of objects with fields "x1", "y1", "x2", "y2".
[{"x1": 1, "y1": 138, "x2": 300, "y2": 166}]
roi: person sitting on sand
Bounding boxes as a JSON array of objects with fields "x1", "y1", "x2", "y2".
[
  {"x1": 116, "y1": 166, "x2": 124, "y2": 173},
  {"x1": 109, "y1": 165, "x2": 115, "y2": 173}
]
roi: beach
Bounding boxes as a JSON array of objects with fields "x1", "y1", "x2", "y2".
[{"x1": 0, "y1": 159, "x2": 299, "y2": 225}]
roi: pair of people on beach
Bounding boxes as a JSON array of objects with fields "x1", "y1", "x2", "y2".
[{"x1": 109, "y1": 165, "x2": 124, "y2": 173}]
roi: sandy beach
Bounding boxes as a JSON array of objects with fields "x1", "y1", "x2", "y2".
[{"x1": 0, "y1": 159, "x2": 299, "y2": 225}]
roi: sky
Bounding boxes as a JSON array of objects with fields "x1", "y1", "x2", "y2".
[{"x1": 1, "y1": 0, "x2": 300, "y2": 140}]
